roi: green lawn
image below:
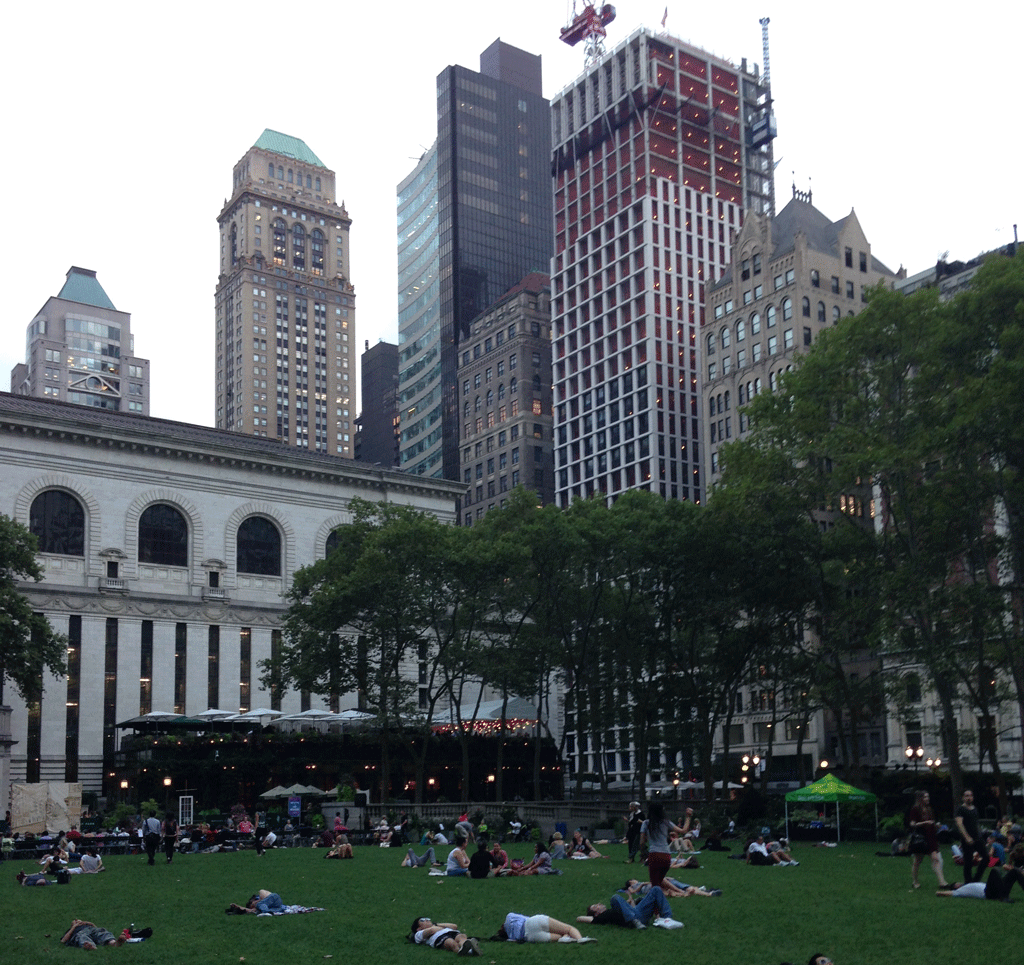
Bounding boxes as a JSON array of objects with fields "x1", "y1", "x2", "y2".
[{"x1": 4, "y1": 840, "x2": 1016, "y2": 965}]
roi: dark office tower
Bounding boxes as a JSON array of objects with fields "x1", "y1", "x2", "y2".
[
  {"x1": 356, "y1": 339, "x2": 400, "y2": 467},
  {"x1": 550, "y1": 28, "x2": 775, "y2": 505},
  {"x1": 398, "y1": 40, "x2": 552, "y2": 480}
]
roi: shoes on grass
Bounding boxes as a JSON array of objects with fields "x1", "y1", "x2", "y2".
[{"x1": 458, "y1": 937, "x2": 481, "y2": 956}]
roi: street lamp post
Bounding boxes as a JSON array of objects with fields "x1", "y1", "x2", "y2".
[{"x1": 905, "y1": 745, "x2": 924, "y2": 774}]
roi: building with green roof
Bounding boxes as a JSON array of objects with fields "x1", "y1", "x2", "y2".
[
  {"x1": 215, "y1": 130, "x2": 356, "y2": 455},
  {"x1": 10, "y1": 267, "x2": 150, "y2": 415}
]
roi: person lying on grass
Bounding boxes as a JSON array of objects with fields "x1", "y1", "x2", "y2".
[
  {"x1": 576, "y1": 885, "x2": 674, "y2": 929},
  {"x1": 409, "y1": 917, "x2": 480, "y2": 955},
  {"x1": 402, "y1": 845, "x2": 440, "y2": 868},
  {"x1": 60, "y1": 920, "x2": 126, "y2": 949},
  {"x1": 227, "y1": 890, "x2": 289, "y2": 914},
  {"x1": 936, "y1": 844, "x2": 1024, "y2": 901},
  {"x1": 16, "y1": 870, "x2": 52, "y2": 886},
  {"x1": 624, "y1": 876, "x2": 722, "y2": 898},
  {"x1": 489, "y1": 912, "x2": 594, "y2": 943}
]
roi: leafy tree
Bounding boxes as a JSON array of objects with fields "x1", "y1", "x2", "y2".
[
  {"x1": 0, "y1": 514, "x2": 67, "y2": 702},
  {"x1": 267, "y1": 499, "x2": 443, "y2": 801},
  {"x1": 722, "y1": 260, "x2": 1024, "y2": 801}
]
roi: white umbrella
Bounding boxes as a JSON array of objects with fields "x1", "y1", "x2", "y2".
[
  {"x1": 235, "y1": 707, "x2": 284, "y2": 720},
  {"x1": 259, "y1": 785, "x2": 291, "y2": 799},
  {"x1": 141, "y1": 710, "x2": 183, "y2": 720},
  {"x1": 195, "y1": 708, "x2": 238, "y2": 719},
  {"x1": 280, "y1": 709, "x2": 335, "y2": 723}
]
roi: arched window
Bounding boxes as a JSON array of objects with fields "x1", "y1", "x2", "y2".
[
  {"x1": 754, "y1": 377, "x2": 761, "y2": 395},
  {"x1": 832, "y1": 305, "x2": 841, "y2": 323},
  {"x1": 810, "y1": 269, "x2": 820, "y2": 287},
  {"x1": 750, "y1": 311, "x2": 761, "y2": 334},
  {"x1": 781, "y1": 298, "x2": 793, "y2": 321},
  {"x1": 237, "y1": 516, "x2": 281, "y2": 576},
  {"x1": 724, "y1": 390, "x2": 731, "y2": 411},
  {"x1": 292, "y1": 223, "x2": 306, "y2": 270},
  {"x1": 287, "y1": 168, "x2": 294, "y2": 183},
  {"x1": 139, "y1": 504, "x2": 188, "y2": 566},
  {"x1": 720, "y1": 326, "x2": 731, "y2": 349},
  {"x1": 306, "y1": 174, "x2": 312, "y2": 188},
  {"x1": 738, "y1": 383, "x2": 746, "y2": 404},
  {"x1": 766, "y1": 305, "x2": 776, "y2": 328},
  {"x1": 801, "y1": 296, "x2": 811, "y2": 317},
  {"x1": 510, "y1": 377, "x2": 517, "y2": 394},
  {"x1": 30, "y1": 490, "x2": 85, "y2": 556},
  {"x1": 272, "y1": 220, "x2": 287, "y2": 265},
  {"x1": 277, "y1": 166, "x2": 283, "y2": 180},
  {"x1": 498, "y1": 383, "x2": 505, "y2": 401},
  {"x1": 326, "y1": 529, "x2": 340, "y2": 556},
  {"x1": 716, "y1": 393, "x2": 723, "y2": 414},
  {"x1": 311, "y1": 229, "x2": 325, "y2": 275},
  {"x1": 474, "y1": 396, "x2": 481, "y2": 412},
  {"x1": 708, "y1": 397, "x2": 715, "y2": 417},
  {"x1": 315, "y1": 177, "x2": 321, "y2": 192},
  {"x1": 817, "y1": 301, "x2": 826, "y2": 322},
  {"x1": 707, "y1": 332, "x2": 716, "y2": 355},
  {"x1": 486, "y1": 390, "x2": 493, "y2": 407},
  {"x1": 736, "y1": 319, "x2": 745, "y2": 342},
  {"x1": 268, "y1": 161, "x2": 274, "y2": 178}
]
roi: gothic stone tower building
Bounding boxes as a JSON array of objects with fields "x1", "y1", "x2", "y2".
[{"x1": 215, "y1": 130, "x2": 355, "y2": 456}]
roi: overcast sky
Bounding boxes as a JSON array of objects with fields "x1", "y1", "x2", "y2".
[{"x1": 3, "y1": 1, "x2": 1019, "y2": 428}]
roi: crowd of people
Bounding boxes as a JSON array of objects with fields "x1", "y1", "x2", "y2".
[{"x1": 20, "y1": 787, "x2": 1024, "y2": 965}]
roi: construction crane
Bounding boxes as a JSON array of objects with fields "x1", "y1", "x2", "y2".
[{"x1": 560, "y1": 2, "x2": 617, "y2": 67}]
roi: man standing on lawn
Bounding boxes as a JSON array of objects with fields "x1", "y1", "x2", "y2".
[{"x1": 954, "y1": 789, "x2": 985, "y2": 885}]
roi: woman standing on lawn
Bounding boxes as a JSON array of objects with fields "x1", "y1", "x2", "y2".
[
  {"x1": 908, "y1": 790, "x2": 950, "y2": 890},
  {"x1": 640, "y1": 803, "x2": 691, "y2": 889}
]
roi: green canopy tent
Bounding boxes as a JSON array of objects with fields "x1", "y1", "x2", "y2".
[{"x1": 784, "y1": 773, "x2": 878, "y2": 843}]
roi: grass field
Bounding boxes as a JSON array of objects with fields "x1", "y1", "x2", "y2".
[{"x1": 5, "y1": 839, "x2": 1017, "y2": 965}]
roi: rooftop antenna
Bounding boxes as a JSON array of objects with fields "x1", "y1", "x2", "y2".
[
  {"x1": 560, "y1": 2, "x2": 617, "y2": 67},
  {"x1": 759, "y1": 17, "x2": 771, "y2": 88}
]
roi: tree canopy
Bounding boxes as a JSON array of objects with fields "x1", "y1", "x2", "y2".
[{"x1": 0, "y1": 514, "x2": 67, "y2": 702}]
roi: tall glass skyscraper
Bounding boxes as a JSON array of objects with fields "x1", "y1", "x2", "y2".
[{"x1": 398, "y1": 40, "x2": 552, "y2": 480}]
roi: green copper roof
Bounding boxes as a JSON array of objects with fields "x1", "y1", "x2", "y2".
[
  {"x1": 57, "y1": 267, "x2": 116, "y2": 310},
  {"x1": 253, "y1": 129, "x2": 326, "y2": 168}
]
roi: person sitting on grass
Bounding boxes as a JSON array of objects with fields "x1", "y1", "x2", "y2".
[
  {"x1": 570, "y1": 830, "x2": 604, "y2": 858},
  {"x1": 409, "y1": 917, "x2": 481, "y2": 956},
  {"x1": 490, "y1": 912, "x2": 593, "y2": 943},
  {"x1": 402, "y1": 845, "x2": 440, "y2": 868},
  {"x1": 68, "y1": 849, "x2": 105, "y2": 874},
  {"x1": 575, "y1": 884, "x2": 675, "y2": 929},
  {"x1": 468, "y1": 841, "x2": 499, "y2": 878},
  {"x1": 60, "y1": 920, "x2": 126, "y2": 949},
  {"x1": 508, "y1": 841, "x2": 555, "y2": 875},
  {"x1": 747, "y1": 833, "x2": 798, "y2": 866},
  {"x1": 489, "y1": 841, "x2": 508, "y2": 872},
  {"x1": 446, "y1": 836, "x2": 470, "y2": 876},
  {"x1": 549, "y1": 831, "x2": 567, "y2": 860}
]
